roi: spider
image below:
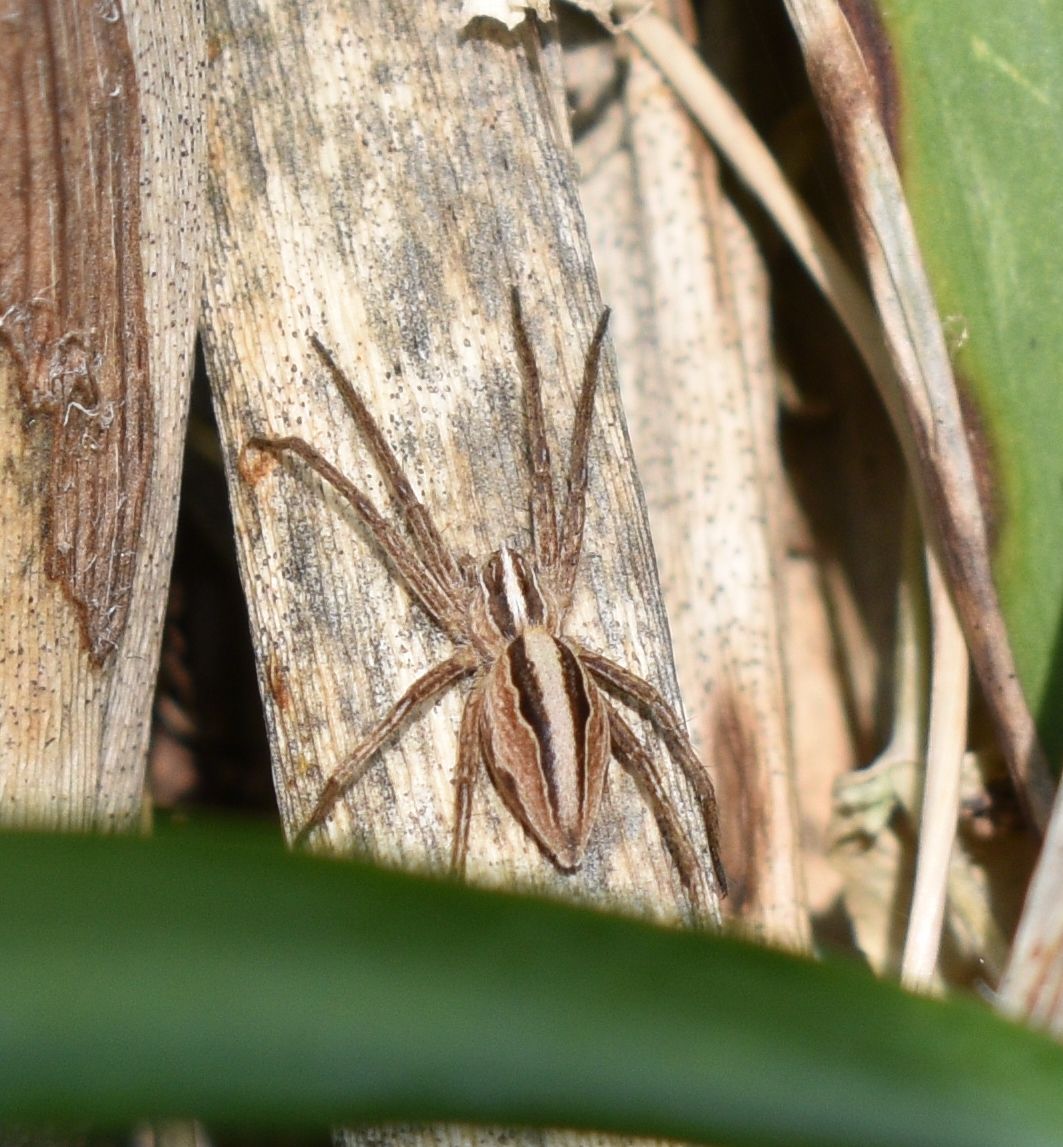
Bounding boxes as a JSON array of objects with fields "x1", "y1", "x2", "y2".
[{"x1": 246, "y1": 288, "x2": 727, "y2": 911}]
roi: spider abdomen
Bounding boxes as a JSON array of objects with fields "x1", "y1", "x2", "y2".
[{"x1": 480, "y1": 627, "x2": 609, "y2": 870}]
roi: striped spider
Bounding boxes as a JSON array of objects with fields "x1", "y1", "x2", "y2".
[{"x1": 246, "y1": 289, "x2": 727, "y2": 911}]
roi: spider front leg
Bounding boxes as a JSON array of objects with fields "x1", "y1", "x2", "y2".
[
  {"x1": 579, "y1": 646, "x2": 728, "y2": 896},
  {"x1": 555, "y1": 305, "x2": 610, "y2": 610},
  {"x1": 510, "y1": 288, "x2": 610, "y2": 605},
  {"x1": 308, "y1": 335, "x2": 465, "y2": 607},
  {"x1": 511, "y1": 289, "x2": 560, "y2": 571},
  {"x1": 245, "y1": 434, "x2": 466, "y2": 643},
  {"x1": 293, "y1": 649, "x2": 479, "y2": 846}
]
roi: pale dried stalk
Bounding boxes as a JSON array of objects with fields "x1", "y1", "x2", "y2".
[
  {"x1": 0, "y1": 0, "x2": 203, "y2": 828},
  {"x1": 901, "y1": 546, "x2": 968, "y2": 990},
  {"x1": 576, "y1": 0, "x2": 807, "y2": 947},
  {"x1": 883, "y1": 500, "x2": 931, "y2": 770},
  {"x1": 1000, "y1": 782, "x2": 1063, "y2": 1031},
  {"x1": 202, "y1": 3, "x2": 719, "y2": 1143}
]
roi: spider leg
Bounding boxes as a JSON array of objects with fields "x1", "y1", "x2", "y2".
[
  {"x1": 450, "y1": 675, "x2": 486, "y2": 875},
  {"x1": 555, "y1": 305, "x2": 610, "y2": 610},
  {"x1": 247, "y1": 434, "x2": 465, "y2": 642},
  {"x1": 309, "y1": 334, "x2": 464, "y2": 606},
  {"x1": 579, "y1": 646, "x2": 728, "y2": 896},
  {"x1": 293, "y1": 648, "x2": 480, "y2": 847},
  {"x1": 606, "y1": 702, "x2": 708, "y2": 920},
  {"x1": 510, "y1": 288, "x2": 559, "y2": 570}
]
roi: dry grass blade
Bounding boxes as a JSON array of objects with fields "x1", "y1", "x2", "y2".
[
  {"x1": 614, "y1": 0, "x2": 1052, "y2": 979},
  {"x1": 778, "y1": 0, "x2": 1053, "y2": 830},
  {"x1": 203, "y1": 8, "x2": 723, "y2": 1142},
  {"x1": 901, "y1": 548, "x2": 968, "y2": 990},
  {"x1": 0, "y1": 0, "x2": 203, "y2": 829},
  {"x1": 575, "y1": 0, "x2": 807, "y2": 946},
  {"x1": 1000, "y1": 785, "x2": 1063, "y2": 1029},
  {"x1": 619, "y1": 6, "x2": 893, "y2": 395}
]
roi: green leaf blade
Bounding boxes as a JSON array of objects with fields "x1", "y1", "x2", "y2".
[{"x1": 2, "y1": 826, "x2": 1062, "y2": 1145}]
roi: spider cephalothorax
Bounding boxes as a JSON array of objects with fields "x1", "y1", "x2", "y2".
[
  {"x1": 474, "y1": 546, "x2": 557, "y2": 644},
  {"x1": 246, "y1": 288, "x2": 726, "y2": 912}
]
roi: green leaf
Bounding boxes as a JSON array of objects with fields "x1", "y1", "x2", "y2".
[
  {"x1": 879, "y1": 1, "x2": 1063, "y2": 765},
  {"x1": 2, "y1": 824, "x2": 1062, "y2": 1144}
]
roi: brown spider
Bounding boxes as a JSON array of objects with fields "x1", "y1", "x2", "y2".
[{"x1": 246, "y1": 288, "x2": 727, "y2": 910}]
